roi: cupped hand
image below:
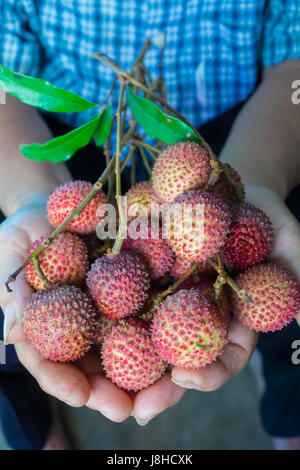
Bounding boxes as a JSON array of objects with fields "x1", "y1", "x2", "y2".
[
  {"x1": 0, "y1": 200, "x2": 132, "y2": 420},
  {"x1": 133, "y1": 185, "x2": 300, "y2": 422}
]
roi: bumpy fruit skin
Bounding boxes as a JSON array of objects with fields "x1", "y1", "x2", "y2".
[
  {"x1": 123, "y1": 221, "x2": 174, "y2": 280},
  {"x1": 167, "y1": 190, "x2": 231, "y2": 262},
  {"x1": 126, "y1": 181, "x2": 162, "y2": 221},
  {"x1": 178, "y1": 278, "x2": 231, "y2": 325},
  {"x1": 152, "y1": 289, "x2": 228, "y2": 368},
  {"x1": 25, "y1": 232, "x2": 89, "y2": 290},
  {"x1": 152, "y1": 141, "x2": 211, "y2": 203},
  {"x1": 210, "y1": 163, "x2": 245, "y2": 206},
  {"x1": 47, "y1": 180, "x2": 107, "y2": 234},
  {"x1": 102, "y1": 319, "x2": 167, "y2": 391},
  {"x1": 23, "y1": 286, "x2": 98, "y2": 362},
  {"x1": 221, "y1": 203, "x2": 274, "y2": 271},
  {"x1": 87, "y1": 252, "x2": 150, "y2": 319},
  {"x1": 231, "y1": 263, "x2": 300, "y2": 332}
]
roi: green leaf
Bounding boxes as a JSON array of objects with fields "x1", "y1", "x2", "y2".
[
  {"x1": 93, "y1": 104, "x2": 113, "y2": 147},
  {"x1": 20, "y1": 114, "x2": 101, "y2": 163},
  {"x1": 0, "y1": 64, "x2": 98, "y2": 112},
  {"x1": 127, "y1": 87, "x2": 202, "y2": 145}
]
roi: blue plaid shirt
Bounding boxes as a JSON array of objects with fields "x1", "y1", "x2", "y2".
[{"x1": 1, "y1": 0, "x2": 300, "y2": 131}]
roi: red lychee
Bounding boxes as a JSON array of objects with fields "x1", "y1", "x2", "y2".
[
  {"x1": 25, "y1": 231, "x2": 89, "y2": 290},
  {"x1": 126, "y1": 181, "x2": 162, "y2": 221},
  {"x1": 166, "y1": 190, "x2": 231, "y2": 262},
  {"x1": 47, "y1": 180, "x2": 107, "y2": 234},
  {"x1": 152, "y1": 141, "x2": 211, "y2": 203},
  {"x1": 86, "y1": 251, "x2": 150, "y2": 319},
  {"x1": 152, "y1": 289, "x2": 229, "y2": 368},
  {"x1": 102, "y1": 319, "x2": 167, "y2": 391},
  {"x1": 23, "y1": 286, "x2": 98, "y2": 362},
  {"x1": 231, "y1": 262, "x2": 300, "y2": 332},
  {"x1": 221, "y1": 202, "x2": 274, "y2": 271},
  {"x1": 122, "y1": 220, "x2": 174, "y2": 279},
  {"x1": 178, "y1": 278, "x2": 231, "y2": 324}
]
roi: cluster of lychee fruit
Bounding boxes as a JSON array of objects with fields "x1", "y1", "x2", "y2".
[{"x1": 22, "y1": 141, "x2": 300, "y2": 392}]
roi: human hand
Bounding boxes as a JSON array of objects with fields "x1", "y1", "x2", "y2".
[{"x1": 0, "y1": 200, "x2": 132, "y2": 420}]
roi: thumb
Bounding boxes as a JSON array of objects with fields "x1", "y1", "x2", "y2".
[{"x1": 0, "y1": 251, "x2": 31, "y2": 344}]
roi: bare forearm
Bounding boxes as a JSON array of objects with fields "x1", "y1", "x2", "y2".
[
  {"x1": 0, "y1": 95, "x2": 71, "y2": 216},
  {"x1": 220, "y1": 60, "x2": 300, "y2": 199}
]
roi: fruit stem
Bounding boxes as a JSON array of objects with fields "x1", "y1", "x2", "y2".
[
  {"x1": 92, "y1": 47, "x2": 223, "y2": 187},
  {"x1": 112, "y1": 78, "x2": 128, "y2": 255},
  {"x1": 132, "y1": 139, "x2": 160, "y2": 155},
  {"x1": 150, "y1": 262, "x2": 198, "y2": 313},
  {"x1": 138, "y1": 144, "x2": 152, "y2": 177},
  {"x1": 32, "y1": 256, "x2": 51, "y2": 288},
  {"x1": 213, "y1": 254, "x2": 227, "y2": 301},
  {"x1": 207, "y1": 258, "x2": 253, "y2": 304}
]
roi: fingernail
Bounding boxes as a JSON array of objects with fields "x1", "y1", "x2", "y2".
[
  {"x1": 100, "y1": 410, "x2": 115, "y2": 421},
  {"x1": 171, "y1": 378, "x2": 198, "y2": 389},
  {"x1": 3, "y1": 305, "x2": 16, "y2": 345},
  {"x1": 134, "y1": 417, "x2": 151, "y2": 426}
]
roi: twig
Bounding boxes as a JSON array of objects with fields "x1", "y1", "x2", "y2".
[
  {"x1": 150, "y1": 262, "x2": 198, "y2": 313},
  {"x1": 138, "y1": 145, "x2": 152, "y2": 177},
  {"x1": 131, "y1": 152, "x2": 136, "y2": 187},
  {"x1": 132, "y1": 139, "x2": 160, "y2": 154},
  {"x1": 92, "y1": 51, "x2": 223, "y2": 186},
  {"x1": 112, "y1": 78, "x2": 127, "y2": 255},
  {"x1": 207, "y1": 258, "x2": 252, "y2": 304}
]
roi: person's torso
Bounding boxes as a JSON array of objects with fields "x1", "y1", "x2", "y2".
[{"x1": 28, "y1": 0, "x2": 267, "y2": 128}]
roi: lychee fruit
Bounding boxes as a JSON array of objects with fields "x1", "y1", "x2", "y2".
[
  {"x1": 102, "y1": 319, "x2": 167, "y2": 391},
  {"x1": 166, "y1": 190, "x2": 231, "y2": 262},
  {"x1": 23, "y1": 286, "x2": 98, "y2": 362},
  {"x1": 210, "y1": 163, "x2": 245, "y2": 206},
  {"x1": 178, "y1": 278, "x2": 231, "y2": 325},
  {"x1": 25, "y1": 231, "x2": 89, "y2": 290},
  {"x1": 122, "y1": 220, "x2": 174, "y2": 279},
  {"x1": 231, "y1": 262, "x2": 300, "y2": 332},
  {"x1": 86, "y1": 251, "x2": 150, "y2": 319},
  {"x1": 152, "y1": 141, "x2": 211, "y2": 203},
  {"x1": 47, "y1": 180, "x2": 107, "y2": 234},
  {"x1": 152, "y1": 289, "x2": 229, "y2": 368},
  {"x1": 126, "y1": 181, "x2": 162, "y2": 221},
  {"x1": 221, "y1": 202, "x2": 274, "y2": 271}
]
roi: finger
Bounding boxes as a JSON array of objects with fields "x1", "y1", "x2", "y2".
[
  {"x1": 171, "y1": 319, "x2": 258, "y2": 391},
  {"x1": 0, "y1": 251, "x2": 31, "y2": 344},
  {"x1": 15, "y1": 341, "x2": 90, "y2": 407},
  {"x1": 85, "y1": 374, "x2": 133, "y2": 422},
  {"x1": 133, "y1": 372, "x2": 186, "y2": 424}
]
